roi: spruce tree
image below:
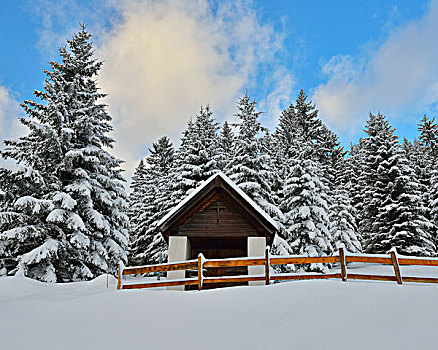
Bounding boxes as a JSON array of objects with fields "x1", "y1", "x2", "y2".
[
  {"x1": 415, "y1": 116, "x2": 438, "y2": 224},
  {"x1": 147, "y1": 136, "x2": 175, "y2": 173},
  {"x1": 273, "y1": 102, "x2": 299, "y2": 162},
  {"x1": 294, "y1": 89, "x2": 323, "y2": 159},
  {"x1": 272, "y1": 102, "x2": 299, "y2": 211},
  {"x1": 418, "y1": 115, "x2": 438, "y2": 158},
  {"x1": 129, "y1": 136, "x2": 174, "y2": 265},
  {"x1": 129, "y1": 166, "x2": 161, "y2": 266},
  {"x1": 317, "y1": 125, "x2": 345, "y2": 188},
  {"x1": 173, "y1": 105, "x2": 219, "y2": 202},
  {"x1": 272, "y1": 92, "x2": 333, "y2": 256},
  {"x1": 406, "y1": 138, "x2": 433, "y2": 219},
  {"x1": 329, "y1": 188, "x2": 362, "y2": 253},
  {"x1": 421, "y1": 116, "x2": 438, "y2": 245},
  {"x1": 226, "y1": 92, "x2": 282, "y2": 221},
  {"x1": 315, "y1": 125, "x2": 346, "y2": 245},
  {"x1": 0, "y1": 25, "x2": 129, "y2": 281},
  {"x1": 274, "y1": 91, "x2": 329, "y2": 168},
  {"x1": 273, "y1": 91, "x2": 334, "y2": 175},
  {"x1": 429, "y1": 172, "x2": 438, "y2": 246},
  {"x1": 345, "y1": 140, "x2": 367, "y2": 232},
  {"x1": 128, "y1": 159, "x2": 148, "y2": 241},
  {"x1": 360, "y1": 113, "x2": 435, "y2": 256},
  {"x1": 281, "y1": 158, "x2": 333, "y2": 272},
  {"x1": 217, "y1": 121, "x2": 234, "y2": 171},
  {"x1": 273, "y1": 91, "x2": 340, "y2": 256},
  {"x1": 260, "y1": 128, "x2": 283, "y2": 217},
  {"x1": 328, "y1": 145, "x2": 362, "y2": 253}
]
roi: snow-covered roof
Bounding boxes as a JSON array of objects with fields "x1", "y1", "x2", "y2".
[{"x1": 158, "y1": 171, "x2": 278, "y2": 230}]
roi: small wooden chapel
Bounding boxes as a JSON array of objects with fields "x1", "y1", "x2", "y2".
[{"x1": 158, "y1": 172, "x2": 278, "y2": 289}]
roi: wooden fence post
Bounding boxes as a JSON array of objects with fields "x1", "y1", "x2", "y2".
[
  {"x1": 117, "y1": 262, "x2": 122, "y2": 290},
  {"x1": 198, "y1": 253, "x2": 204, "y2": 291},
  {"x1": 390, "y1": 249, "x2": 402, "y2": 285},
  {"x1": 339, "y1": 247, "x2": 347, "y2": 282},
  {"x1": 265, "y1": 246, "x2": 270, "y2": 285}
]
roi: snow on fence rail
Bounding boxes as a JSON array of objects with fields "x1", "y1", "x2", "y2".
[{"x1": 116, "y1": 248, "x2": 438, "y2": 291}]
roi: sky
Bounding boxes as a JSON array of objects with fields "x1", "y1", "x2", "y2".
[{"x1": 1, "y1": 0, "x2": 437, "y2": 178}]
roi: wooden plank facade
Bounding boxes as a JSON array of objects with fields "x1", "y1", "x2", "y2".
[{"x1": 158, "y1": 172, "x2": 277, "y2": 289}]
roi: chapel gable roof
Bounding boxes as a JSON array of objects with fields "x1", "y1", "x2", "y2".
[{"x1": 158, "y1": 172, "x2": 278, "y2": 241}]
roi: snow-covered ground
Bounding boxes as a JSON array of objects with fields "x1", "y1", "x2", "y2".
[{"x1": 1, "y1": 264, "x2": 437, "y2": 350}]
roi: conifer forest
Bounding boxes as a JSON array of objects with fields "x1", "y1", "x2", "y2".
[{"x1": 1, "y1": 26, "x2": 438, "y2": 282}]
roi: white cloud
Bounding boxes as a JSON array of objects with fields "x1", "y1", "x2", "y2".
[
  {"x1": 313, "y1": 1, "x2": 438, "y2": 134},
  {"x1": 96, "y1": 0, "x2": 284, "y2": 174},
  {"x1": 30, "y1": 0, "x2": 111, "y2": 58},
  {"x1": 0, "y1": 86, "x2": 26, "y2": 170},
  {"x1": 27, "y1": 0, "x2": 288, "y2": 177},
  {"x1": 259, "y1": 69, "x2": 296, "y2": 129},
  {"x1": 0, "y1": 87, "x2": 23, "y2": 142}
]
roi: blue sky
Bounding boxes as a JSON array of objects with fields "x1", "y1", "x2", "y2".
[{"x1": 1, "y1": 0, "x2": 437, "y2": 175}]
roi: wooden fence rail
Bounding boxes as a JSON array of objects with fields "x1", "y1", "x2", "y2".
[{"x1": 117, "y1": 248, "x2": 438, "y2": 291}]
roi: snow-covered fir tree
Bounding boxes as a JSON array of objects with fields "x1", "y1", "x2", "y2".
[
  {"x1": 316, "y1": 124, "x2": 345, "y2": 188},
  {"x1": 404, "y1": 138, "x2": 434, "y2": 222},
  {"x1": 414, "y1": 116, "x2": 438, "y2": 223},
  {"x1": 272, "y1": 102, "x2": 300, "y2": 211},
  {"x1": 259, "y1": 127, "x2": 284, "y2": 215},
  {"x1": 273, "y1": 91, "x2": 324, "y2": 166},
  {"x1": 329, "y1": 189, "x2": 361, "y2": 253},
  {"x1": 273, "y1": 90, "x2": 341, "y2": 186},
  {"x1": 259, "y1": 128, "x2": 274, "y2": 157},
  {"x1": 327, "y1": 145, "x2": 362, "y2": 253},
  {"x1": 418, "y1": 115, "x2": 438, "y2": 159},
  {"x1": 344, "y1": 140, "x2": 368, "y2": 233},
  {"x1": 146, "y1": 136, "x2": 175, "y2": 173},
  {"x1": 0, "y1": 167, "x2": 50, "y2": 275},
  {"x1": 429, "y1": 172, "x2": 438, "y2": 246},
  {"x1": 360, "y1": 113, "x2": 436, "y2": 256},
  {"x1": 217, "y1": 121, "x2": 234, "y2": 171},
  {"x1": 128, "y1": 136, "x2": 174, "y2": 265},
  {"x1": 128, "y1": 159, "x2": 148, "y2": 242},
  {"x1": 356, "y1": 113, "x2": 384, "y2": 240},
  {"x1": 273, "y1": 102, "x2": 299, "y2": 162},
  {"x1": 226, "y1": 92, "x2": 282, "y2": 222},
  {"x1": 281, "y1": 158, "x2": 333, "y2": 272},
  {"x1": 294, "y1": 89, "x2": 323, "y2": 159},
  {"x1": 314, "y1": 125, "x2": 345, "y2": 242},
  {"x1": 129, "y1": 166, "x2": 161, "y2": 266},
  {"x1": 423, "y1": 117, "x2": 438, "y2": 243},
  {"x1": 0, "y1": 25, "x2": 129, "y2": 282},
  {"x1": 272, "y1": 91, "x2": 339, "y2": 260},
  {"x1": 172, "y1": 105, "x2": 219, "y2": 202}
]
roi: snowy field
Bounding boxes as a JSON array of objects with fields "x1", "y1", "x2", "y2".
[{"x1": 1, "y1": 265, "x2": 438, "y2": 350}]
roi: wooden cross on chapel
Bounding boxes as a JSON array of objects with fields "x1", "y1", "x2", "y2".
[{"x1": 211, "y1": 202, "x2": 226, "y2": 223}]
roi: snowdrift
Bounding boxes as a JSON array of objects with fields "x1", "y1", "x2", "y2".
[{"x1": 0, "y1": 272, "x2": 437, "y2": 350}]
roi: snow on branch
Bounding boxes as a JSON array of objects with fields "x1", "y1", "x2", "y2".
[{"x1": 20, "y1": 239, "x2": 59, "y2": 265}]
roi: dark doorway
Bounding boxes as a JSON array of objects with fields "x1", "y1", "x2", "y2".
[{"x1": 188, "y1": 237, "x2": 247, "y2": 289}]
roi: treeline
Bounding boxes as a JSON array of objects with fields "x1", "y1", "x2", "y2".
[
  {"x1": 0, "y1": 26, "x2": 436, "y2": 283},
  {"x1": 129, "y1": 91, "x2": 438, "y2": 272}
]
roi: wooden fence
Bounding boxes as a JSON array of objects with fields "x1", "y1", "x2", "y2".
[{"x1": 117, "y1": 248, "x2": 438, "y2": 290}]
